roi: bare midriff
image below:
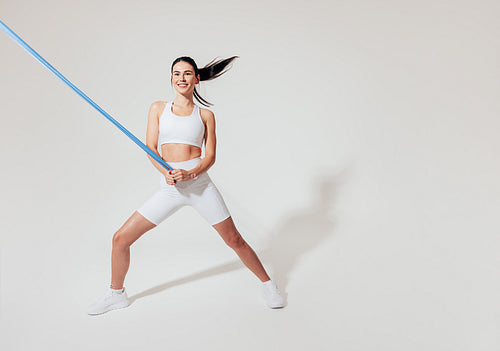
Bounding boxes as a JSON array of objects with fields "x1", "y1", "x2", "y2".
[{"x1": 161, "y1": 143, "x2": 202, "y2": 163}]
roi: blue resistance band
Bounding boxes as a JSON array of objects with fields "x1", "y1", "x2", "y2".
[{"x1": 0, "y1": 20, "x2": 174, "y2": 172}]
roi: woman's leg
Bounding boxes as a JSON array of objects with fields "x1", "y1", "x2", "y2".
[
  {"x1": 212, "y1": 216, "x2": 271, "y2": 282},
  {"x1": 110, "y1": 211, "x2": 157, "y2": 289}
]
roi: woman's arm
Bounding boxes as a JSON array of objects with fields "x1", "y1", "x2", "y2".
[
  {"x1": 187, "y1": 109, "x2": 217, "y2": 178},
  {"x1": 145, "y1": 101, "x2": 169, "y2": 176}
]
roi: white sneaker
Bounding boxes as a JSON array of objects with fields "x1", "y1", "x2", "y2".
[
  {"x1": 87, "y1": 287, "x2": 131, "y2": 315},
  {"x1": 263, "y1": 281, "x2": 285, "y2": 309}
]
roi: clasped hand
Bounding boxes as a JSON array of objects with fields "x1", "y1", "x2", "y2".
[{"x1": 165, "y1": 169, "x2": 191, "y2": 185}]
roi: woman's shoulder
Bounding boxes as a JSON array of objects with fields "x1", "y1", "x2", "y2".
[
  {"x1": 199, "y1": 106, "x2": 214, "y2": 117},
  {"x1": 150, "y1": 100, "x2": 168, "y2": 115},
  {"x1": 148, "y1": 101, "x2": 168, "y2": 123},
  {"x1": 151, "y1": 100, "x2": 168, "y2": 109},
  {"x1": 199, "y1": 106, "x2": 215, "y2": 124}
]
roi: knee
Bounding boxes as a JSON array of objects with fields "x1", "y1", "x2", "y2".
[
  {"x1": 112, "y1": 231, "x2": 132, "y2": 248},
  {"x1": 225, "y1": 231, "x2": 246, "y2": 250}
]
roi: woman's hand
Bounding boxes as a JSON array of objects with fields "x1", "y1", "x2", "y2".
[{"x1": 164, "y1": 169, "x2": 192, "y2": 185}]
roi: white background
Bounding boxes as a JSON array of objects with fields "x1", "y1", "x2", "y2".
[{"x1": 0, "y1": 0, "x2": 499, "y2": 350}]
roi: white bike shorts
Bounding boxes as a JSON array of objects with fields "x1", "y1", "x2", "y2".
[{"x1": 136, "y1": 157, "x2": 231, "y2": 226}]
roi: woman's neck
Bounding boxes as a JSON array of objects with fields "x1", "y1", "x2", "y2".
[{"x1": 172, "y1": 94, "x2": 194, "y2": 108}]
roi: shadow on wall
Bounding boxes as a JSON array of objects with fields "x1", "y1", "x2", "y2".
[
  {"x1": 258, "y1": 167, "x2": 349, "y2": 289},
  {"x1": 129, "y1": 166, "x2": 350, "y2": 303}
]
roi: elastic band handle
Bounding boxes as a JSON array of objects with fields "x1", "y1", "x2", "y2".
[{"x1": 0, "y1": 19, "x2": 174, "y2": 173}]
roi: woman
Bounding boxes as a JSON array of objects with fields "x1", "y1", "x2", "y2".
[{"x1": 87, "y1": 56, "x2": 285, "y2": 315}]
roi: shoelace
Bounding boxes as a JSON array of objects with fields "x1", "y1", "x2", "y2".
[
  {"x1": 99, "y1": 290, "x2": 116, "y2": 302},
  {"x1": 265, "y1": 284, "x2": 282, "y2": 296}
]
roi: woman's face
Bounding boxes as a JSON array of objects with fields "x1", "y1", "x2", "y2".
[{"x1": 171, "y1": 61, "x2": 200, "y2": 95}]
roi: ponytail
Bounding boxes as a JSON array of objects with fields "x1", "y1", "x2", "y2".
[{"x1": 171, "y1": 55, "x2": 239, "y2": 107}]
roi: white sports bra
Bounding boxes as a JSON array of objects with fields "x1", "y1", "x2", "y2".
[{"x1": 158, "y1": 101, "x2": 205, "y2": 148}]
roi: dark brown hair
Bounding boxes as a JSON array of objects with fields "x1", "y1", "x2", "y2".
[{"x1": 171, "y1": 56, "x2": 239, "y2": 106}]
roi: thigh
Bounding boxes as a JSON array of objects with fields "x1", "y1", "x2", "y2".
[
  {"x1": 136, "y1": 189, "x2": 185, "y2": 226},
  {"x1": 212, "y1": 216, "x2": 246, "y2": 249},
  {"x1": 212, "y1": 215, "x2": 237, "y2": 237},
  {"x1": 115, "y1": 210, "x2": 157, "y2": 246},
  {"x1": 190, "y1": 180, "x2": 231, "y2": 226}
]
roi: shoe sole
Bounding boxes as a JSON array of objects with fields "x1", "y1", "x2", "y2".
[
  {"x1": 264, "y1": 293, "x2": 285, "y2": 309},
  {"x1": 268, "y1": 304, "x2": 285, "y2": 309},
  {"x1": 87, "y1": 300, "x2": 130, "y2": 315}
]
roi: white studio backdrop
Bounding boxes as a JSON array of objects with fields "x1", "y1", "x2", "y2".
[{"x1": 0, "y1": 0, "x2": 499, "y2": 350}]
